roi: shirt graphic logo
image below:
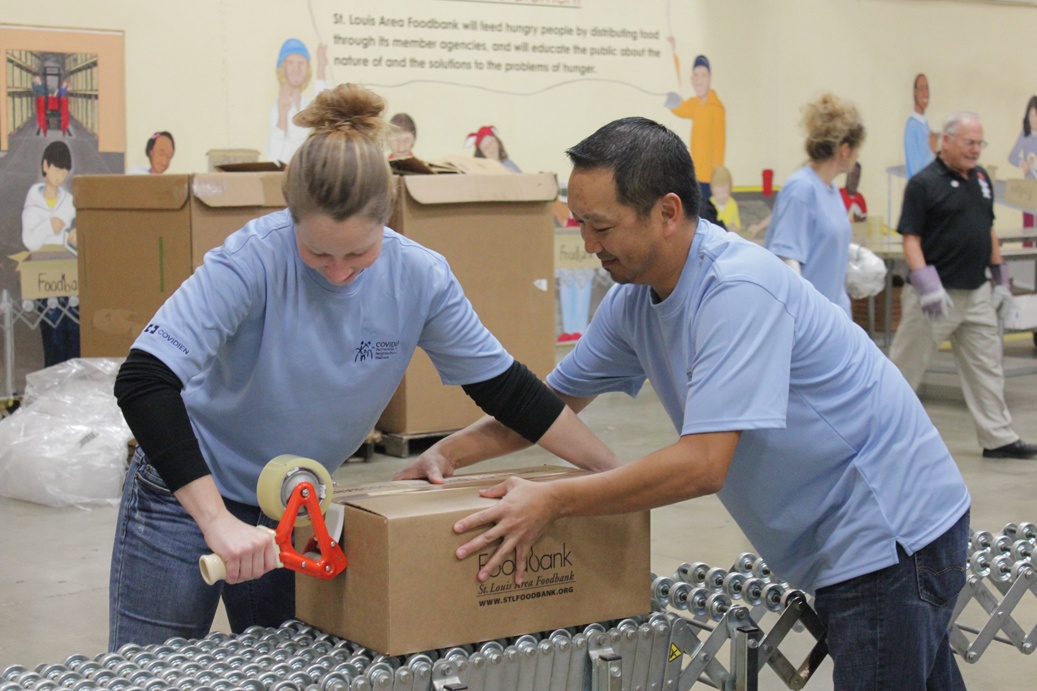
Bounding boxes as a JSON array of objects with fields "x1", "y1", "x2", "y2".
[
  {"x1": 141, "y1": 323, "x2": 189, "y2": 355},
  {"x1": 978, "y1": 175, "x2": 991, "y2": 200},
  {"x1": 354, "y1": 341, "x2": 374, "y2": 362},
  {"x1": 354, "y1": 340, "x2": 401, "y2": 363}
]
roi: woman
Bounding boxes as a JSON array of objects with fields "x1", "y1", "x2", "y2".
[
  {"x1": 468, "y1": 125, "x2": 521, "y2": 172},
  {"x1": 127, "y1": 131, "x2": 175, "y2": 175},
  {"x1": 109, "y1": 84, "x2": 617, "y2": 649},
  {"x1": 1008, "y1": 95, "x2": 1037, "y2": 230},
  {"x1": 764, "y1": 93, "x2": 866, "y2": 316}
]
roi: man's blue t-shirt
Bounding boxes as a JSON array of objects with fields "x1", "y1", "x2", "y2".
[
  {"x1": 132, "y1": 209, "x2": 512, "y2": 504},
  {"x1": 548, "y1": 221, "x2": 969, "y2": 593},
  {"x1": 765, "y1": 165, "x2": 853, "y2": 316}
]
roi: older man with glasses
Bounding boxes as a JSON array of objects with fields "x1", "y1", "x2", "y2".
[{"x1": 889, "y1": 111, "x2": 1037, "y2": 460}]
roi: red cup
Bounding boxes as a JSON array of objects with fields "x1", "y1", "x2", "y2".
[{"x1": 762, "y1": 169, "x2": 774, "y2": 197}]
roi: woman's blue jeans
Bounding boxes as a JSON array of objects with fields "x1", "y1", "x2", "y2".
[
  {"x1": 813, "y1": 510, "x2": 969, "y2": 690},
  {"x1": 108, "y1": 449, "x2": 294, "y2": 650}
]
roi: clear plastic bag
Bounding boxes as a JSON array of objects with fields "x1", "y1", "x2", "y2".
[
  {"x1": 0, "y1": 358, "x2": 132, "y2": 508},
  {"x1": 845, "y1": 243, "x2": 888, "y2": 300}
]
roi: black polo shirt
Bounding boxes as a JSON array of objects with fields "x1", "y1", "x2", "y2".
[{"x1": 897, "y1": 155, "x2": 995, "y2": 290}]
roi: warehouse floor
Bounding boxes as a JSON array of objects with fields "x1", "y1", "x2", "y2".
[{"x1": 2, "y1": 338, "x2": 1037, "y2": 689}]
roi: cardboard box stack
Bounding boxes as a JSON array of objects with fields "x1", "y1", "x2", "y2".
[
  {"x1": 73, "y1": 173, "x2": 286, "y2": 356},
  {"x1": 377, "y1": 173, "x2": 557, "y2": 436}
]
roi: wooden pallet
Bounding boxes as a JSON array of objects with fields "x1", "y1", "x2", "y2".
[
  {"x1": 345, "y1": 430, "x2": 383, "y2": 463},
  {"x1": 376, "y1": 429, "x2": 458, "y2": 458}
]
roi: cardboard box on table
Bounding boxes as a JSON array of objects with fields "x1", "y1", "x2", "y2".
[
  {"x1": 72, "y1": 173, "x2": 286, "y2": 357},
  {"x1": 295, "y1": 466, "x2": 651, "y2": 655},
  {"x1": 377, "y1": 173, "x2": 557, "y2": 436}
]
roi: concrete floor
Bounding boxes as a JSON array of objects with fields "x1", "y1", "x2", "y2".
[{"x1": 2, "y1": 338, "x2": 1037, "y2": 689}]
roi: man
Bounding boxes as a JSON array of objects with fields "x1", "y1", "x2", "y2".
[
  {"x1": 398, "y1": 117, "x2": 971, "y2": 689},
  {"x1": 889, "y1": 112, "x2": 1037, "y2": 460},
  {"x1": 905, "y1": 73, "x2": 938, "y2": 178},
  {"x1": 665, "y1": 40, "x2": 725, "y2": 199}
]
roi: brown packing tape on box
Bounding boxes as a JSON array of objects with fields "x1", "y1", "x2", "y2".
[{"x1": 296, "y1": 465, "x2": 651, "y2": 655}]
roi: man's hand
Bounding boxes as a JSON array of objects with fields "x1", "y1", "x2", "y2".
[
  {"x1": 454, "y1": 477, "x2": 561, "y2": 585},
  {"x1": 50, "y1": 217, "x2": 65, "y2": 234},
  {"x1": 392, "y1": 448, "x2": 455, "y2": 484},
  {"x1": 199, "y1": 512, "x2": 280, "y2": 584},
  {"x1": 910, "y1": 265, "x2": 954, "y2": 320},
  {"x1": 990, "y1": 263, "x2": 1017, "y2": 324}
]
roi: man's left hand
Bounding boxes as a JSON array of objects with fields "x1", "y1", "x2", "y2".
[
  {"x1": 453, "y1": 477, "x2": 561, "y2": 585},
  {"x1": 992, "y1": 284, "x2": 1016, "y2": 324}
]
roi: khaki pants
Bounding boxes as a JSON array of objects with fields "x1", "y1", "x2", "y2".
[{"x1": 889, "y1": 283, "x2": 1017, "y2": 450}]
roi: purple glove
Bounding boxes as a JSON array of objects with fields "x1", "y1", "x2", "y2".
[
  {"x1": 990, "y1": 263, "x2": 1011, "y2": 290},
  {"x1": 990, "y1": 263, "x2": 1016, "y2": 323},
  {"x1": 910, "y1": 265, "x2": 954, "y2": 320}
]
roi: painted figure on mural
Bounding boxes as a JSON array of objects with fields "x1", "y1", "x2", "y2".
[
  {"x1": 32, "y1": 75, "x2": 48, "y2": 136},
  {"x1": 1008, "y1": 95, "x2": 1037, "y2": 231},
  {"x1": 21, "y1": 141, "x2": 80, "y2": 367},
  {"x1": 388, "y1": 113, "x2": 417, "y2": 160},
  {"x1": 128, "y1": 132, "x2": 176, "y2": 175},
  {"x1": 709, "y1": 166, "x2": 740, "y2": 233},
  {"x1": 268, "y1": 38, "x2": 328, "y2": 166},
  {"x1": 468, "y1": 126, "x2": 521, "y2": 172},
  {"x1": 58, "y1": 79, "x2": 71, "y2": 137},
  {"x1": 665, "y1": 37, "x2": 725, "y2": 199},
  {"x1": 904, "y1": 73, "x2": 938, "y2": 179},
  {"x1": 841, "y1": 162, "x2": 868, "y2": 222}
]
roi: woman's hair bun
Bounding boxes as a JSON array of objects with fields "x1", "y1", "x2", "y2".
[{"x1": 294, "y1": 83, "x2": 390, "y2": 143}]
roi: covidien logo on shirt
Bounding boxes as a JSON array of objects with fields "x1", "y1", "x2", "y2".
[
  {"x1": 142, "y1": 323, "x2": 190, "y2": 355},
  {"x1": 354, "y1": 340, "x2": 399, "y2": 363}
]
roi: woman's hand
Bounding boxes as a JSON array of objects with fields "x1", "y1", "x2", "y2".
[{"x1": 200, "y1": 512, "x2": 280, "y2": 584}]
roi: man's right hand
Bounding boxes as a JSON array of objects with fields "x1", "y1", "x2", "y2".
[
  {"x1": 910, "y1": 265, "x2": 954, "y2": 320},
  {"x1": 393, "y1": 449, "x2": 456, "y2": 484}
]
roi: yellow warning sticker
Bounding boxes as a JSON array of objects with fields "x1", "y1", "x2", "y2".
[{"x1": 669, "y1": 643, "x2": 683, "y2": 662}]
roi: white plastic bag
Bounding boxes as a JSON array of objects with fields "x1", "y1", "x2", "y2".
[
  {"x1": 845, "y1": 243, "x2": 888, "y2": 300},
  {"x1": 0, "y1": 358, "x2": 132, "y2": 508}
]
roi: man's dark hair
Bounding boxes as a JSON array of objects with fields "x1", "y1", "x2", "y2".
[
  {"x1": 41, "y1": 141, "x2": 72, "y2": 175},
  {"x1": 565, "y1": 117, "x2": 700, "y2": 220}
]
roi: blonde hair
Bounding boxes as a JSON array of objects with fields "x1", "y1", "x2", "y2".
[
  {"x1": 801, "y1": 93, "x2": 866, "y2": 163},
  {"x1": 711, "y1": 165, "x2": 732, "y2": 188},
  {"x1": 283, "y1": 84, "x2": 395, "y2": 223},
  {"x1": 276, "y1": 61, "x2": 312, "y2": 93}
]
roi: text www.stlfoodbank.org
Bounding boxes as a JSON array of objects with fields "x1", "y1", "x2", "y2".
[{"x1": 479, "y1": 586, "x2": 574, "y2": 607}]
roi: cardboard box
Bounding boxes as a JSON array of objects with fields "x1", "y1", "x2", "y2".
[
  {"x1": 72, "y1": 173, "x2": 286, "y2": 357},
  {"x1": 1003, "y1": 178, "x2": 1037, "y2": 210},
  {"x1": 9, "y1": 248, "x2": 79, "y2": 299},
  {"x1": 377, "y1": 173, "x2": 557, "y2": 435},
  {"x1": 1005, "y1": 293, "x2": 1037, "y2": 330},
  {"x1": 295, "y1": 466, "x2": 650, "y2": 655}
]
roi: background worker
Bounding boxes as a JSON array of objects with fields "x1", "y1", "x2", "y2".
[
  {"x1": 398, "y1": 116, "x2": 971, "y2": 690},
  {"x1": 764, "y1": 93, "x2": 865, "y2": 316},
  {"x1": 889, "y1": 111, "x2": 1037, "y2": 460},
  {"x1": 109, "y1": 84, "x2": 618, "y2": 650}
]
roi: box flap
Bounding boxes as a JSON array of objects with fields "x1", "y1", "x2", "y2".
[
  {"x1": 402, "y1": 172, "x2": 558, "y2": 205},
  {"x1": 191, "y1": 172, "x2": 286, "y2": 208},
  {"x1": 73, "y1": 175, "x2": 190, "y2": 210},
  {"x1": 332, "y1": 466, "x2": 582, "y2": 517}
]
